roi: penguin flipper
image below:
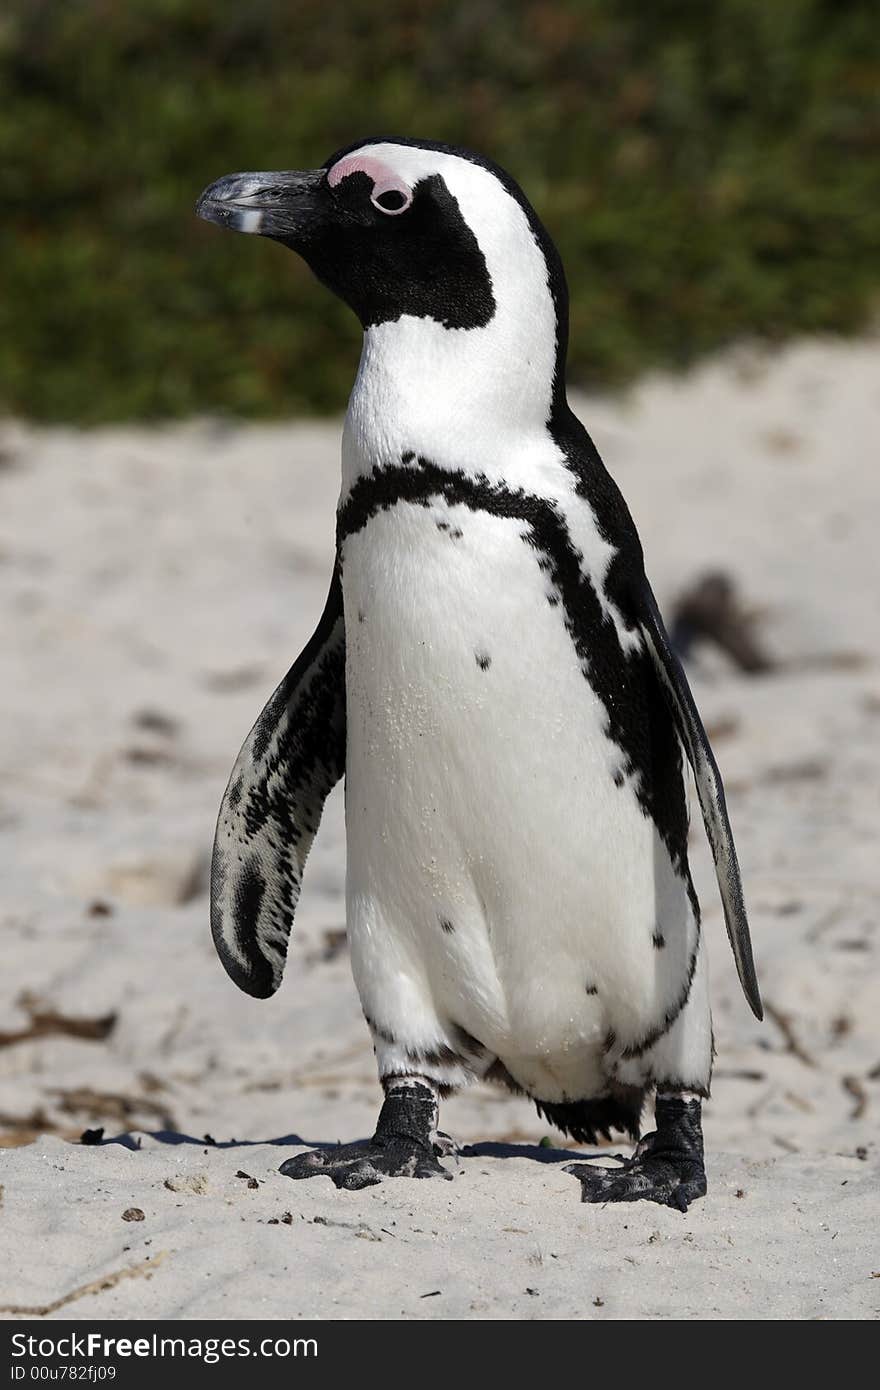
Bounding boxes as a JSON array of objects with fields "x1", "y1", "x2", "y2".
[
  {"x1": 636, "y1": 579, "x2": 762, "y2": 1020},
  {"x1": 210, "y1": 566, "x2": 346, "y2": 999}
]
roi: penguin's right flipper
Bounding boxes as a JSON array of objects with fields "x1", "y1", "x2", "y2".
[
  {"x1": 636, "y1": 579, "x2": 762, "y2": 1021},
  {"x1": 210, "y1": 566, "x2": 346, "y2": 999}
]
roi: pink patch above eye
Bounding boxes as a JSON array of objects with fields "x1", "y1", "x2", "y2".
[{"x1": 327, "y1": 153, "x2": 412, "y2": 213}]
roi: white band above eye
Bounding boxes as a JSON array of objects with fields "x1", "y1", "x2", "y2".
[{"x1": 327, "y1": 152, "x2": 413, "y2": 215}]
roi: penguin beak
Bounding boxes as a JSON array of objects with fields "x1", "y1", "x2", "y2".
[{"x1": 196, "y1": 169, "x2": 327, "y2": 242}]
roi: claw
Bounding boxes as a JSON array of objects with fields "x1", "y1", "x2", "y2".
[{"x1": 430, "y1": 1129, "x2": 461, "y2": 1159}]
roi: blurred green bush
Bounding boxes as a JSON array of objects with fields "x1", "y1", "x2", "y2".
[{"x1": 2, "y1": 0, "x2": 878, "y2": 420}]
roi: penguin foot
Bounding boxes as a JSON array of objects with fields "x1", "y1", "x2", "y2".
[
  {"x1": 564, "y1": 1094, "x2": 706, "y2": 1212},
  {"x1": 279, "y1": 1136, "x2": 452, "y2": 1190},
  {"x1": 279, "y1": 1077, "x2": 454, "y2": 1191}
]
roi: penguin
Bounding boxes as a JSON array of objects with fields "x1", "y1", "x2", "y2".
[{"x1": 196, "y1": 138, "x2": 762, "y2": 1210}]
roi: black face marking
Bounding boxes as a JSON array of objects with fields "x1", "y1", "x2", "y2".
[
  {"x1": 291, "y1": 170, "x2": 495, "y2": 332},
  {"x1": 475, "y1": 650, "x2": 492, "y2": 671},
  {"x1": 653, "y1": 930, "x2": 666, "y2": 949},
  {"x1": 438, "y1": 916, "x2": 455, "y2": 934},
  {"x1": 337, "y1": 460, "x2": 694, "y2": 884},
  {"x1": 535, "y1": 1089, "x2": 644, "y2": 1144}
]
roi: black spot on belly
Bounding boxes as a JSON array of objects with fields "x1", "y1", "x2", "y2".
[
  {"x1": 613, "y1": 769, "x2": 625, "y2": 788},
  {"x1": 401, "y1": 451, "x2": 415, "y2": 464},
  {"x1": 653, "y1": 929, "x2": 666, "y2": 949},
  {"x1": 585, "y1": 982, "x2": 599, "y2": 996},
  {"x1": 475, "y1": 651, "x2": 492, "y2": 671},
  {"x1": 357, "y1": 608, "x2": 366, "y2": 624},
  {"x1": 435, "y1": 520, "x2": 450, "y2": 532},
  {"x1": 547, "y1": 592, "x2": 560, "y2": 607},
  {"x1": 450, "y1": 527, "x2": 463, "y2": 540},
  {"x1": 439, "y1": 915, "x2": 455, "y2": 934}
]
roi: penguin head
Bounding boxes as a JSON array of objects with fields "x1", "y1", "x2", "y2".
[{"x1": 198, "y1": 139, "x2": 569, "y2": 422}]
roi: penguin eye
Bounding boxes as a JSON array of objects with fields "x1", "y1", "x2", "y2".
[{"x1": 371, "y1": 182, "x2": 413, "y2": 216}]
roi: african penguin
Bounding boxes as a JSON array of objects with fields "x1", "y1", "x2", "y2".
[{"x1": 197, "y1": 138, "x2": 762, "y2": 1210}]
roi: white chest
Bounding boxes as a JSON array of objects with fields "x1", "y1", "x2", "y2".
[{"x1": 339, "y1": 494, "x2": 685, "y2": 1057}]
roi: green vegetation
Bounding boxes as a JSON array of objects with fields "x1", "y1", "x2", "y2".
[{"x1": 2, "y1": 0, "x2": 878, "y2": 420}]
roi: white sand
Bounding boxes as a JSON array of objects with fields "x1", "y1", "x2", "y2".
[{"x1": 1, "y1": 337, "x2": 878, "y2": 1320}]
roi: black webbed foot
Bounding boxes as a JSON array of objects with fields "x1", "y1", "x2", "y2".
[
  {"x1": 279, "y1": 1079, "x2": 454, "y2": 1191},
  {"x1": 279, "y1": 1136, "x2": 452, "y2": 1190},
  {"x1": 565, "y1": 1094, "x2": 707, "y2": 1212}
]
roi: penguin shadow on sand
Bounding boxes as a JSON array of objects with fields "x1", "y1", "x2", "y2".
[
  {"x1": 91, "y1": 1130, "x2": 329, "y2": 1153},
  {"x1": 92, "y1": 1129, "x2": 612, "y2": 1169},
  {"x1": 456, "y1": 1140, "x2": 621, "y2": 1167}
]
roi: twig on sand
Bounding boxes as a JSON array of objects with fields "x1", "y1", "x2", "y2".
[
  {"x1": 0, "y1": 1251, "x2": 167, "y2": 1317},
  {"x1": 0, "y1": 994, "x2": 116, "y2": 1050},
  {"x1": 764, "y1": 1001, "x2": 817, "y2": 1068},
  {"x1": 842, "y1": 1076, "x2": 868, "y2": 1121},
  {"x1": 52, "y1": 1085, "x2": 176, "y2": 1131},
  {"x1": 713, "y1": 1068, "x2": 766, "y2": 1082},
  {"x1": 0, "y1": 1105, "x2": 91, "y2": 1149}
]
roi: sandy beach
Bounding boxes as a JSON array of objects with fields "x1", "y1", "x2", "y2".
[{"x1": 1, "y1": 337, "x2": 878, "y2": 1319}]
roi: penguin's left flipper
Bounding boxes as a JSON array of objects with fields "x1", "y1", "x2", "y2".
[
  {"x1": 636, "y1": 579, "x2": 763, "y2": 1021},
  {"x1": 210, "y1": 566, "x2": 346, "y2": 1000},
  {"x1": 565, "y1": 1095, "x2": 707, "y2": 1212}
]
